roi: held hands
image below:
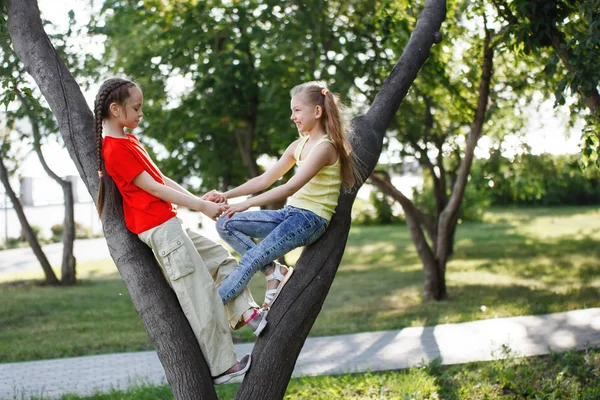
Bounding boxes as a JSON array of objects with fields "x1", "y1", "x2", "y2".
[
  {"x1": 198, "y1": 199, "x2": 228, "y2": 221},
  {"x1": 224, "y1": 200, "x2": 250, "y2": 218},
  {"x1": 200, "y1": 189, "x2": 250, "y2": 218},
  {"x1": 202, "y1": 190, "x2": 227, "y2": 204}
]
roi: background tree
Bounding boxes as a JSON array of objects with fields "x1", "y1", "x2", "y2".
[
  {"x1": 5, "y1": 0, "x2": 446, "y2": 398},
  {"x1": 0, "y1": 10, "x2": 78, "y2": 284},
  {"x1": 0, "y1": 125, "x2": 60, "y2": 284},
  {"x1": 366, "y1": 0, "x2": 537, "y2": 300},
  {"x1": 493, "y1": 0, "x2": 600, "y2": 166},
  {"x1": 470, "y1": 151, "x2": 600, "y2": 205}
]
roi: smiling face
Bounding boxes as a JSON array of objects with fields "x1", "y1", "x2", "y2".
[
  {"x1": 290, "y1": 94, "x2": 322, "y2": 134},
  {"x1": 111, "y1": 86, "x2": 143, "y2": 130}
]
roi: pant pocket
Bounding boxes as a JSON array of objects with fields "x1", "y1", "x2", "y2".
[
  {"x1": 158, "y1": 235, "x2": 195, "y2": 281},
  {"x1": 305, "y1": 220, "x2": 328, "y2": 245}
]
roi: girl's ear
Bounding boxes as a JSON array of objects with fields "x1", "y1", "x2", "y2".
[
  {"x1": 109, "y1": 102, "x2": 120, "y2": 118},
  {"x1": 314, "y1": 105, "x2": 323, "y2": 119}
]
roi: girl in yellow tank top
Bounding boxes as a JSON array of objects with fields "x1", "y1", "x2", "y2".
[{"x1": 207, "y1": 81, "x2": 360, "y2": 310}]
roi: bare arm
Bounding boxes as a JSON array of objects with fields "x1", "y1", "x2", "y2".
[
  {"x1": 163, "y1": 176, "x2": 195, "y2": 197},
  {"x1": 133, "y1": 172, "x2": 227, "y2": 220},
  {"x1": 222, "y1": 139, "x2": 300, "y2": 200},
  {"x1": 224, "y1": 142, "x2": 337, "y2": 217}
]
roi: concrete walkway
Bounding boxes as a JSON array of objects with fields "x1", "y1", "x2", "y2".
[
  {"x1": 0, "y1": 238, "x2": 111, "y2": 277},
  {"x1": 1, "y1": 308, "x2": 599, "y2": 399},
  {"x1": 0, "y1": 217, "x2": 218, "y2": 278}
]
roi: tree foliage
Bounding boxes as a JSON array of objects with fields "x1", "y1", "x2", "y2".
[
  {"x1": 367, "y1": 0, "x2": 544, "y2": 300},
  {"x1": 6, "y1": 0, "x2": 447, "y2": 397},
  {"x1": 493, "y1": 0, "x2": 600, "y2": 166},
  {"x1": 88, "y1": 0, "x2": 417, "y2": 189},
  {"x1": 471, "y1": 151, "x2": 600, "y2": 205}
]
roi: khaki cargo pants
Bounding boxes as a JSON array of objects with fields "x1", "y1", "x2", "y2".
[{"x1": 138, "y1": 217, "x2": 258, "y2": 376}]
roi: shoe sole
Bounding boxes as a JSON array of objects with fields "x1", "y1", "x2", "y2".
[
  {"x1": 253, "y1": 309, "x2": 269, "y2": 337},
  {"x1": 213, "y1": 354, "x2": 252, "y2": 385},
  {"x1": 263, "y1": 267, "x2": 294, "y2": 309}
]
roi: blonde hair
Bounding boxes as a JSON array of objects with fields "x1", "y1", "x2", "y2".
[
  {"x1": 93, "y1": 78, "x2": 137, "y2": 216},
  {"x1": 290, "y1": 81, "x2": 359, "y2": 192}
]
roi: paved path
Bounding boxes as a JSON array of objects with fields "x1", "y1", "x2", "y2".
[
  {"x1": 0, "y1": 238, "x2": 111, "y2": 277},
  {"x1": 0, "y1": 217, "x2": 219, "y2": 278},
  {"x1": 1, "y1": 308, "x2": 599, "y2": 399}
]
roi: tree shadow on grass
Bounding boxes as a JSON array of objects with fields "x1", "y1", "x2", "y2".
[
  {"x1": 452, "y1": 231, "x2": 600, "y2": 285},
  {"x1": 484, "y1": 205, "x2": 600, "y2": 223}
]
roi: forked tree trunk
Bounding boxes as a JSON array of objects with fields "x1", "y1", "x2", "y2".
[
  {"x1": 6, "y1": 0, "x2": 446, "y2": 398},
  {"x1": 368, "y1": 25, "x2": 495, "y2": 302},
  {"x1": 236, "y1": 0, "x2": 447, "y2": 396},
  {"x1": 0, "y1": 154, "x2": 60, "y2": 285},
  {"x1": 6, "y1": 1, "x2": 217, "y2": 397}
]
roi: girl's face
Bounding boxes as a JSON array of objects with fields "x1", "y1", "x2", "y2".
[
  {"x1": 290, "y1": 94, "x2": 322, "y2": 134},
  {"x1": 112, "y1": 86, "x2": 144, "y2": 130}
]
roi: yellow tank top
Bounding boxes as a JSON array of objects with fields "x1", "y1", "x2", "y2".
[{"x1": 287, "y1": 135, "x2": 341, "y2": 221}]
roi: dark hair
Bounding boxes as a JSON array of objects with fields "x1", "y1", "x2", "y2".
[
  {"x1": 94, "y1": 78, "x2": 137, "y2": 216},
  {"x1": 290, "y1": 81, "x2": 359, "y2": 192}
]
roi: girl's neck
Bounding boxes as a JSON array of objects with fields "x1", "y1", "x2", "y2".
[
  {"x1": 103, "y1": 119, "x2": 128, "y2": 139},
  {"x1": 305, "y1": 125, "x2": 327, "y2": 140}
]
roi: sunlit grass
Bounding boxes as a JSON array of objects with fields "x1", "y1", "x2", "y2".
[
  {"x1": 1, "y1": 206, "x2": 599, "y2": 363},
  {"x1": 24, "y1": 348, "x2": 600, "y2": 400}
]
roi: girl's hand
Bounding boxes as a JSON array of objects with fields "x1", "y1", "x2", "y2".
[
  {"x1": 224, "y1": 201, "x2": 250, "y2": 218},
  {"x1": 202, "y1": 190, "x2": 227, "y2": 203},
  {"x1": 199, "y1": 199, "x2": 228, "y2": 220}
]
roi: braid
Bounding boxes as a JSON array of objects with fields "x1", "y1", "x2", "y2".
[{"x1": 94, "y1": 78, "x2": 136, "y2": 216}]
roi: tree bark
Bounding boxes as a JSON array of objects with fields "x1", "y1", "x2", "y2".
[
  {"x1": 235, "y1": 0, "x2": 447, "y2": 397},
  {"x1": 6, "y1": 1, "x2": 216, "y2": 397},
  {"x1": 0, "y1": 154, "x2": 60, "y2": 285},
  {"x1": 7, "y1": 0, "x2": 446, "y2": 398},
  {"x1": 368, "y1": 172, "x2": 443, "y2": 301}
]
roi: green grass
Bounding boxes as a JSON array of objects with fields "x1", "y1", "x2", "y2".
[
  {"x1": 25, "y1": 348, "x2": 600, "y2": 399},
  {"x1": 1, "y1": 206, "x2": 599, "y2": 363}
]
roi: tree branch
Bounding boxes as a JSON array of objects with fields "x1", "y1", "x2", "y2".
[
  {"x1": 6, "y1": 1, "x2": 217, "y2": 397},
  {"x1": 366, "y1": 0, "x2": 446, "y2": 135},
  {"x1": 436, "y1": 17, "x2": 494, "y2": 267},
  {"x1": 236, "y1": 2, "x2": 447, "y2": 397}
]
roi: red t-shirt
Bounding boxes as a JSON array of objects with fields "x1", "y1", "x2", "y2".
[{"x1": 103, "y1": 134, "x2": 176, "y2": 234}]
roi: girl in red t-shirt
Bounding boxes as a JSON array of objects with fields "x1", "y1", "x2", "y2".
[{"x1": 94, "y1": 77, "x2": 263, "y2": 384}]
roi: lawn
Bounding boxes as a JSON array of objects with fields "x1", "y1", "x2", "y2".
[
  {"x1": 1, "y1": 206, "x2": 599, "y2": 363},
  {"x1": 31, "y1": 347, "x2": 600, "y2": 399}
]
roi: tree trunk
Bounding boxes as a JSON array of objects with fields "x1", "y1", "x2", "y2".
[
  {"x1": 61, "y1": 180, "x2": 76, "y2": 284},
  {"x1": 435, "y1": 26, "x2": 494, "y2": 291},
  {"x1": 367, "y1": 22, "x2": 495, "y2": 302},
  {"x1": 6, "y1": 1, "x2": 216, "y2": 397},
  {"x1": 7, "y1": 0, "x2": 447, "y2": 398},
  {"x1": 368, "y1": 172, "x2": 442, "y2": 301},
  {"x1": 25, "y1": 103, "x2": 77, "y2": 284},
  {"x1": 236, "y1": 1, "x2": 447, "y2": 397},
  {"x1": 0, "y1": 155, "x2": 60, "y2": 285}
]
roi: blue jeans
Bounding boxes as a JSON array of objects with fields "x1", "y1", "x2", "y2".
[{"x1": 216, "y1": 205, "x2": 328, "y2": 304}]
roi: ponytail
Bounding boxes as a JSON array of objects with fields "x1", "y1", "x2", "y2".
[
  {"x1": 290, "y1": 81, "x2": 361, "y2": 192},
  {"x1": 93, "y1": 78, "x2": 136, "y2": 216}
]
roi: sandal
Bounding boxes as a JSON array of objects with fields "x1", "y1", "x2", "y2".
[
  {"x1": 263, "y1": 262, "x2": 294, "y2": 309},
  {"x1": 244, "y1": 308, "x2": 268, "y2": 337}
]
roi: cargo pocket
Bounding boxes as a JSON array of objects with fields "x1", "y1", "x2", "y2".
[{"x1": 158, "y1": 235, "x2": 195, "y2": 281}]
